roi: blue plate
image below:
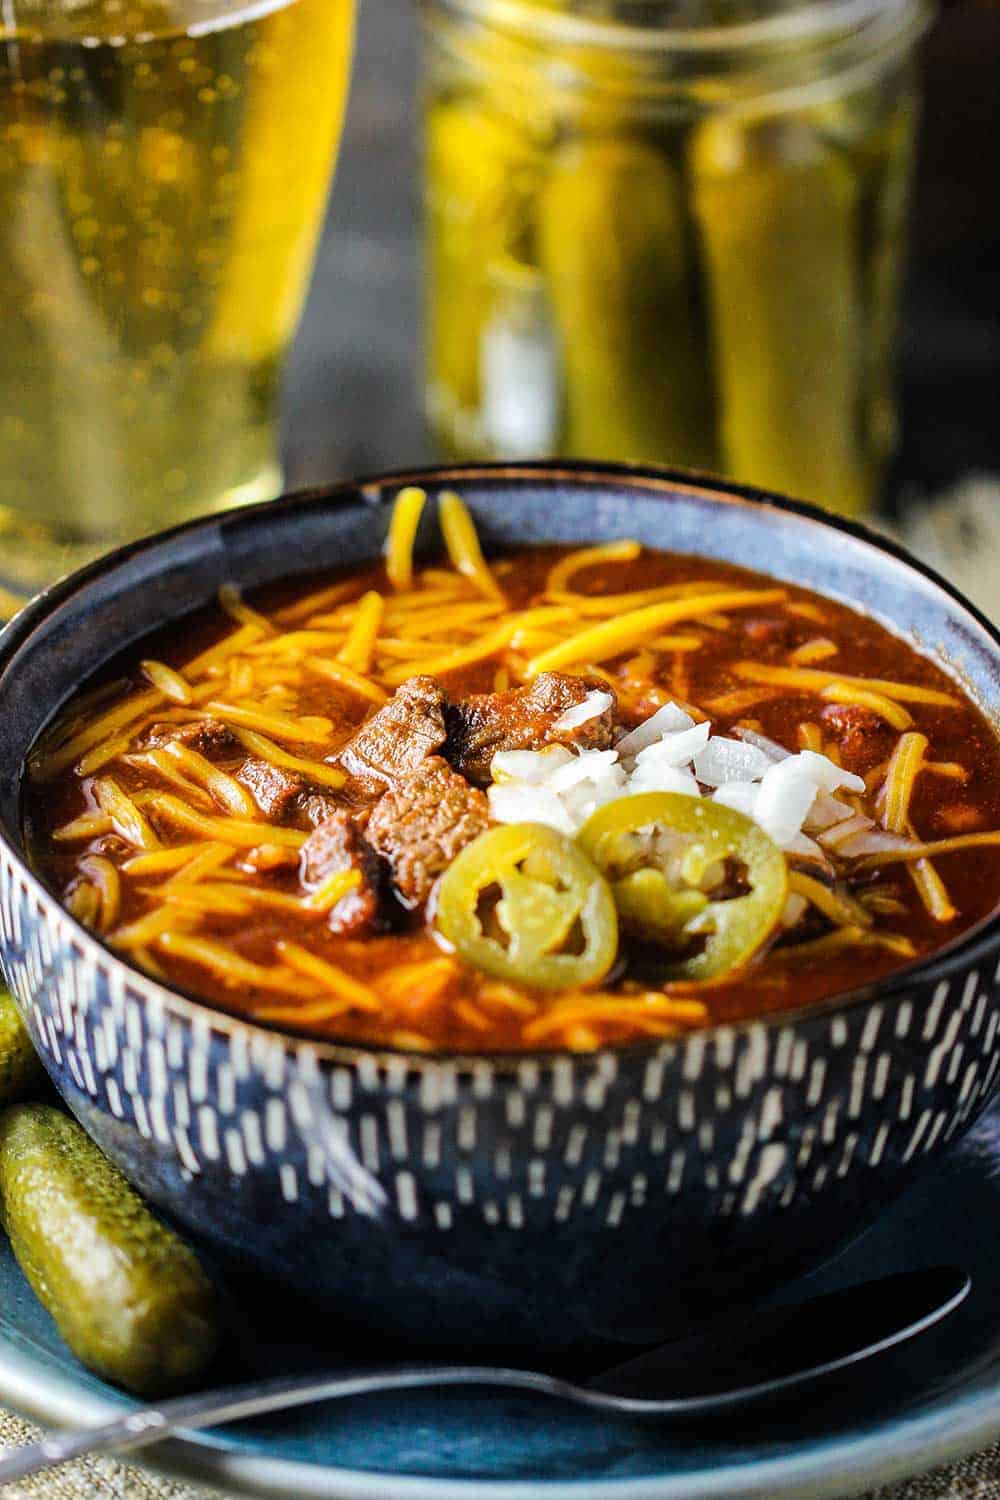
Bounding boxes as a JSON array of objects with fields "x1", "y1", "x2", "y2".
[{"x1": 0, "y1": 1107, "x2": 997, "y2": 1499}]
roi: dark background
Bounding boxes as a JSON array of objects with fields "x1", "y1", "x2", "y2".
[{"x1": 282, "y1": 0, "x2": 1000, "y2": 509}]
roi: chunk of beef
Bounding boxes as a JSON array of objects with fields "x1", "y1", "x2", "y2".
[
  {"x1": 820, "y1": 704, "x2": 895, "y2": 775},
  {"x1": 336, "y1": 676, "x2": 447, "y2": 798},
  {"x1": 236, "y1": 761, "x2": 346, "y2": 832},
  {"x1": 445, "y1": 673, "x2": 617, "y2": 785},
  {"x1": 236, "y1": 759, "x2": 308, "y2": 822},
  {"x1": 367, "y1": 756, "x2": 489, "y2": 908},
  {"x1": 300, "y1": 809, "x2": 383, "y2": 937},
  {"x1": 299, "y1": 793, "x2": 341, "y2": 830},
  {"x1": 143, "y1": 718, "x2": 236, "y2": 756}
]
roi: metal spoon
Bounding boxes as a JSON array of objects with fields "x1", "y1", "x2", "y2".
[{"x1": 0, "y1": 1267, "x2": 969, "y2": 1484}]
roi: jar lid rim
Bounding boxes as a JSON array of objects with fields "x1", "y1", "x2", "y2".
[{"x1": 426, "y1": 0, "x2": 931, "y2": 54}]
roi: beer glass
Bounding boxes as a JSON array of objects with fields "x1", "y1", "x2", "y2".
[{"x1": 0, "y1": 0, "x2": 355, "y2": 593}]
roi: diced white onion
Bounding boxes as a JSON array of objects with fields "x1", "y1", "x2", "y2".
[
  {"x1": 629, "y1": 764, "x2": 701, "y2": 799},
  {"x1": 547, "y1": 749, "x2": 622, "y2": 792},
  {"x1": 634, "y1": 720, "x2": 711, "y2": 770},
  {"x1": 753, "y1": 770, "x2": 818, "y2": 849},
  {"x1": 793, "y1": 749, "x2": 866, "y2": 795},
  {"x1": 558, "y1": 769, "x2": 629, "y2": 828},
  {"x1": 783, "y1": 831, "x2": 828, "y2": 862},
  {"x1": 487, "y1": 783, "x2": 575, "y2": 835},
  {"x1": 488, "y1": 700, "x2": 872, "y2": 859},
  {"x1": 834, "y1": 828, "x2": 916, "y2": 859},
  {"x1": 551, "y1": 690, "x2": 614, "y2": 733},
  {"x1": 732, "y1": 727, "x2": 790, "y2": 762},
  {"x1": 615, "y1": 702, "x2": 694, "y2": 761},
  {"x1": 560, "y1": 779, "x2": 620, "y2": 826},
  {"x1": 740, "y1": 749, "x2": 867, "y2": 850},
  {"x1": 712, "y1": 782, "x2": 760, "y2": 818},
  {"x1": 491, "y1": 747, "x2": 572, "y2": 784},
  {"x1": 804, "y1": 792, "x2": 855, "y2": 831},
  {"x1": 818, "y1": 812, "x2": 874, "y2": 850},
  {"x1": 694, "y1": 737, "x2": 773, "y2": 787}
]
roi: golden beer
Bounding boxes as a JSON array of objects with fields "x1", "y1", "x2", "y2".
[{"x1": 0, "y1": 0, "x2": 355, "y2": 591}]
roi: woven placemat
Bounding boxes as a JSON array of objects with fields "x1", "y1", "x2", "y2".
[
  {"x1": 0, "y1": 1407, "x2": 997, "y2": 1498},
  {"x1": 0, "y1": 1409, "x2": 226, "y2": 1497},
  {"x1": 864, "y1": 1445, "x2": 1000, "y2": 1499}
]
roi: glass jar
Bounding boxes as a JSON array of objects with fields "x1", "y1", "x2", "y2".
[{"x1": 421, "y1": 0, "x2": 931, "y2": 518}]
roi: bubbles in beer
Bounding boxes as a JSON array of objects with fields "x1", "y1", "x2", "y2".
[{"x1": 0, "y1": 0, "x2": 354, "y2": 585}]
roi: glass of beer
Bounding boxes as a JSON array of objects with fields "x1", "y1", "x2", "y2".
[{"x1": 0, "y1": 0, "x2": 355, "y2": 595}]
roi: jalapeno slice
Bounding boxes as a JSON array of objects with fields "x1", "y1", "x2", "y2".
[
  {"x1": 578, "y1": 793, "x2": 786, "y2": 982},
  {"x1": 435, "y1": 823, "x2": 618, "y2": 991}
]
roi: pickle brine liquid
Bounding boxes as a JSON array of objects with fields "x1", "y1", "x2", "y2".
[{"x1": 0, "y1": 0, "x2": 354, "y2": 590}]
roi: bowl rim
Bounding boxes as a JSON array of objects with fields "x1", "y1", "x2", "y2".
[{"x1": 1, "y1": 458, "x2": 998, "y2": 1075}]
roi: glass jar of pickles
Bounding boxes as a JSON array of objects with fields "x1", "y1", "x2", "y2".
[{"x1": 421, "y1": 0, "x2": 930, "y2": 517}]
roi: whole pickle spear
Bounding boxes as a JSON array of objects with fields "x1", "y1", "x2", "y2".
[
  {"x1": 0, "y1": 1104, "x2": 220, "y2": 1395},
  {"x1": 425, "y1": 97, "x2": 541, "y2": 456},
  {"x1": 855, "y1": 99, "x2": 917, "y2": 468},
  {"x1": 691, "y1": 115, "x2": 869, "y2": 517},
  {"x1": 539, "y1": 135, "x2": 716, "y2": 469},
  {"x1": 0, "y1": 989, "x2": 44, "y2": 1104}
]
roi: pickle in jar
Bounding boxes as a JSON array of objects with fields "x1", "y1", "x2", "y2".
[
  {"x1": 793, "y1": 83, "x2": 918, "y2": 470},
  {"x1": 424, "y1": 96, "x2": 544, "y2": 456},
  {"x1": 538, "y1": 134, "x2": 717, "y2": 470},
  {"x1": 690, "y1": 114, "x2": 868, "y2": 517},
  {"x1": 851, "y1": 100, "x2": 918, "y2": 465}
]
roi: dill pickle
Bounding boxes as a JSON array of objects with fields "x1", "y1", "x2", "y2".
[
  {"x1": 0, "y1": 1104, "x2": 220, "y2": 1395},
  {"x1": 538, "y1": 135, "x2": 716, "y2": 468},
  {"x1": 0, "y1": 989, "x2": 43, "y2": 1105},
  {"x1": 690, "y1": 115, "x2": 869, "y2": 517},
  {"x1": 855, "y1": 100, "x2": 917, "y2": 466},
  {"x1": 802, "y1": 86, "x2": 917, "y2": 466},
  {"x1": 425, "y1": 97, "x2": 543, "y2": 456}
]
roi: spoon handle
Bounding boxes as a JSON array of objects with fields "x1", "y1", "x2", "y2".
[
  {"x1": 0, "y1": 1266, "x2": 970, "y2": 1483},
  {"x1": 0, "y1": 1366, "x2": 592, "y2": 1484}
]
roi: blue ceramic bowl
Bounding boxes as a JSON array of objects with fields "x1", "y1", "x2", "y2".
[{"x1": 0, "y1": 463, "x2": 997, "y2": 1356}]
